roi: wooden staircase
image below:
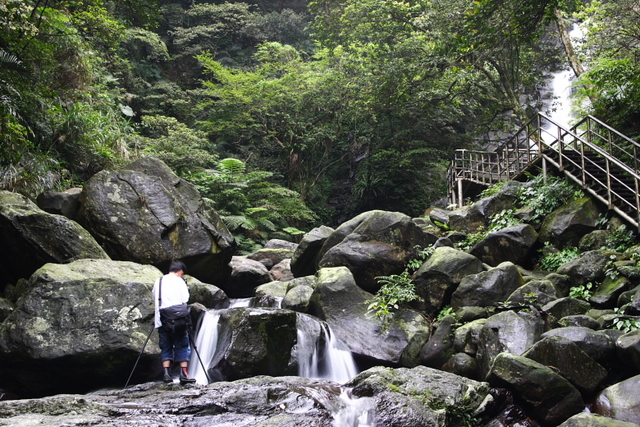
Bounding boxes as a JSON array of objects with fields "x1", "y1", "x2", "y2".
[{"x1": 447, "y1": 113, "x2": 640, "y2": 231}]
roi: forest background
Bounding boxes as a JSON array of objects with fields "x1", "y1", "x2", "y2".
[{"x1": 1, "y1": 0, "x2": 639, "y2": 252}]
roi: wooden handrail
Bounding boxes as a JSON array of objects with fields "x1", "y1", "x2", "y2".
[{"x1": 447, "y1": 113, "x2": 640, "y2": 231}]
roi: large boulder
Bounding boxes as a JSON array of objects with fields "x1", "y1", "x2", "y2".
[
  {"x1": 557, "y1": 250, "x2": 614, "y2": 288},
  {"x1": 316, "y1": 211, "x2": 435, "y2": 293},
  {"x1": 469, "y1": 224, "x2": 539, "y2": 268},
  {"x1": 559, "y1": 413, "x2": 640, "y2": 427},
  {"x1": 0, "y1": 191, "x2": 110, "y2": 288},
  {"x1": 592, "y1": 374, "x2": 640, "y2": 425},
  {"x1": 348, "y1": 365, "x2": 492, "y2": 427},
  {"x1": 0, "y1": 259, "x2": 162, "y2": 397},
  {"x1": 451, "y1": 261, "x2": 525, "y2": 310},
  {"x1": 616, "y1": 329, "x2": 640, "y2": 372},
  {"x1": 412, "y1": 246, "x2": 485, "y2": 315},
  {"x1": 476, "y1": 310, "x2": 545, "y2": 378},
  {"x1": 36, "y1": 187, "x2": 82, "y2": 219},
  {"x1": 76, "y1": 157, "x2": 235, "y2": 285},
  {"x1": 541, "y1": 326, "x2": 615, "y2": 364},
  {"x1": 290, "y1": 225, "x2": 334, "y2": 277},
  {"x1": 203, "y1": 307, "x2": 299, "y2": 381},
  {"x1": 538, "y1": 197, "x2": 601, "y2": 249},
  {"x1": 309, "y1": 267, "x2": 430, "y2": 367},
  {"x1": 224, "y1": 256, "x2": 271, "y2": 298},
  {"x1": 523, "y1": 335, "x2": 608, "y2": 395},
  {"x1": 487, "y1": 352, "x2": 584, "y2": 426}
]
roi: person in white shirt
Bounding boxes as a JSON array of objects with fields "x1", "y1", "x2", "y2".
[{"x1": 152, "y1": 260, "x2": 196, "y2": 384}]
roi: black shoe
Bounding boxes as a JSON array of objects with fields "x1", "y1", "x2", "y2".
[
  {"x1": 179, "y1": 373, "x2": 196, "y2": 384},
  {"x1": 163, "y1": 373, "x2": 173, "y2": 383}
]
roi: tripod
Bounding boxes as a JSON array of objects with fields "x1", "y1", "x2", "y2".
[{"x1": 124, "y1": 325, "x2": 211, "y2": 388}]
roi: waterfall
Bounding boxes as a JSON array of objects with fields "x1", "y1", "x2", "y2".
[
  {"x1": 544, "y1": 23, "x2": 584, "y2": 129},
  {"x1": 296, "y1": 316, "x2": 358, "y2": 384},
  {"x1": 332, "y1": 390, "x2": 375, "y2": 427},
  {"x1": 188, "y1": 310, "x2": 221, "y2": 385}
]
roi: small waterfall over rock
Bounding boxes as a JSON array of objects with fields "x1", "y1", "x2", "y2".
[
  {"x1": 296, "y1": 314, "x2": 358, "y2": 384},
  {"x1": 189, "y1": 301, "x2": 373, "y2": 425}
]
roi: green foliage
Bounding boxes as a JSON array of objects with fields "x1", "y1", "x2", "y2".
[
  {"x1": 612, "y1": 308, "x2": 640, "y2": 333},
  {"x1": 477, "y1": 181, "x2": 507, "y2": 199},
  {"x1": 605, "y1": 225, "x2": 636, "y2": 253},
  {"x1": 437, "y1": 305, "x2": 455, "y2": 322},
  {"x1": 187, "y1": 158, "x2": 317, "y2": 245},
  {"x1": 517, "y1": 175, "x2": 583, "y2": 223},
  {"x1": 458, "y1": 226, "x2": 487, "y2": 252},
  {"x1": 368, "y1": 245, "x2": 432, "y2": 321},
  {"x1": 488, "y1": 209, "x2": 520, "y2": 231},
  {"x1": 569, "y1": 282, "x2": 594, "y2": 301},
  {"x1": 368, "y1": 271, "x2": 422, "y2": 322},
  {"x1": 133, "y1": 115, "x2": 216, "y2": 174},
  {"x1": 538, "y1": 245, "x2": 580, "y2": 271}
]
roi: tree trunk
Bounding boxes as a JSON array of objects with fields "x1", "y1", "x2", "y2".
[{"x1": 554, "y1": 8, "x2": 585, "y2": 78}]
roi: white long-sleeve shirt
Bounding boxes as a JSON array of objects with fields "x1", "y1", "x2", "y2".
[{"x1": 152, "y1": 273, "x2": 190, "y2": 328}]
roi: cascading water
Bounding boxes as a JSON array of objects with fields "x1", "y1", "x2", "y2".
[
  {"x1": 544, "y1": 23, "x2": 584, "y2": 129},
  {"x1": 296, "y1": 316, "x2": 358, "y2": 384},
  {"x1": 189, "y1": 304, "x2": 373, "y2": 426}
]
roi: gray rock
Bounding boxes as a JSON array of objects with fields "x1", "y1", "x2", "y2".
[
  {"x1": 507, "y1": 279, "x2": 559, "y2": 306},
  {"x1": 559, "y1": 412, "x2": 640, "y2": 427},
  {"x1": 451, "y1": 261, "x2": 525, "y2": 309},
  {"x1": 557, "y1": 250, "x2": 613, "y2": 288},
  {"x1": 0, "y1": 377, "x2": 343, "y2": 426},
  {"x1": 453, "y1": 318, "x2": 487, "y2": 356},
  {"x1": 226, "y1": 256, "x2": 271, "y2": 298},
  {"x1": 616, "y1": 329, "x2": 640, "y2": 372},
  {"x1": 0, "y1": 191, "x2": 110, "y2": 287},
  {"x1": 419, "y1": 315, "x2": 456, "y2": 369},
  {"x1": 0, "y1": 259, "x2": 162, "y2": 397},
  {"x1": 476, "y1": 310, "x2": 544, "y2": 378},
  {"x1": 487, "y1": 352, "x2": 584, "y2": 426},
  {"x1": 523, "y1": 335, "x2": 608, "y2": 394},
  {"x1": 36, "y1": 187, "x2": 82, "y2": 219},
  {"x1": 76, "y1": 157, "x2": 235, "y2": 285},
  {"x1": 206, "y1": 307, "x2": 298, "y2": 381},
  {"x1": 317, "y1": 210, "x2": 434, "y2": 293},
  {"x1": 247, "y1": 247, "x2": 295, "y2": 270},
  {"x1": 559, "y1": 315, "x2": 600, "y2": 329},
  {"x1": 469, "y1": 223, "x2": 539, "y2": 268},
  {"x1": 264, "y1": 239, "x2": 298, "y2": 250},
  {"x1": 542, "y1": 297, "x2": 592, "y2": 328},
  {"x1": 592, "y1": 374, "x2": 640, "y2": 425},
  {"x1": 441, "y1": 352, "x2": 479, "y2": 379},
  {"x1": 290, "y1": 225, "x2": 334, "y2": 277},
  {"x1": 270, "y1": 258, "x2": 294, "y2": 282},
  {"x1": 538, "y1": 197, "x2": 601, "y2": 249},
  {"x1": 541, "y1": 327, "x2": 615, "y2": 363},
  {"x1": 309, "y1": 267, "x2": 430, "y2": 366},
  {"x1": 187, "y1": 276, "x2": 229, "y2": 309},
  {"x1": 348, "y1": 365, "x2": 492, "y2": 427},
  {"x1": 591, "y1": 275, "x2": 631, "y2": 309},
  {"x1": 282, "y1": 277, "x2": 316, "y2": 313},
  {"x1": 412, "y1": 246, "x2": 484, "y2": 315}
]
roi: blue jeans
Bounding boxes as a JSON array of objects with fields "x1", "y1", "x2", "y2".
[{"x1": 158, "y1": 327, "x2": 191, "y2": 363}]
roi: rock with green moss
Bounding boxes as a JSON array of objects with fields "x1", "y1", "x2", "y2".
[
  {"x1": 310, "y1": 267, "x2": 430, "y2": 366},
  {"x1": 592, "y1": 374, "x2": 640, "y2": 425},
  {"x1": 348, "y1": 365, "x2": 492, "y2": 427},
  {"x1": 487, "y1": 352, "x2": 584, "y2": 425},
  {"x1": 538, "y1": 197, "x2": 602, "y2": 249},
  {"x1": 452, "y1": 261, "x2": 525, "y2": 309},
  {"x1": 0, "y1": 190, "x2": 110, "y2": 287},
  {"x1": 0, "y1": 259, "x2": 162, "y2": 397},
  {"x1": 76, "y1": 157, "x2": 235, "y2": 285}
]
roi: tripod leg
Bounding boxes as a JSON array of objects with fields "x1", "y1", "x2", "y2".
[
  {"x1": 124, "y1": 324, "x2": 156, "y2": 389},
  {"x1": 188, "y1": 330, "x2": 212, "y2": 384}
]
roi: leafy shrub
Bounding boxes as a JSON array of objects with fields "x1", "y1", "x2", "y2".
[
  {"x1": 517, "y1": 174, "x2": 583, "y2": 222},
  {"x1": 605, "y1": 224, "x2": 636, "y2": 252},
  {"x1": 569, "y1": 282, "x2": 594, "y2": 301},
  {"x1": 538, "y1": 245, "x2": 580, "y2": 271},
  {"x1": 488, "y1": 209, "x2": 520, "y2": 231}
]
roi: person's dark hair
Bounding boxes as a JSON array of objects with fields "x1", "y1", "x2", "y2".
[{"x1": 169, "y1": 261, "x2": 187, "y2": 274}]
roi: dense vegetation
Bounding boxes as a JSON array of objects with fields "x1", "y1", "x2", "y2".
[{"x1": 1, "y1": 0, "x2": 639, "y2": 246}]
